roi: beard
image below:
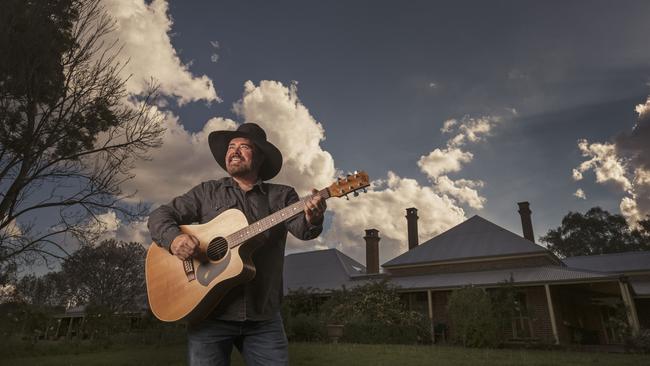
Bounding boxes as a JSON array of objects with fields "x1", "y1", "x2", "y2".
[
  {"x1": 226, "y1": 154, "x2": 257, "y2": 178},
  {"x1": 227, "y1": 162, "x2": 253, "y2": 177}
]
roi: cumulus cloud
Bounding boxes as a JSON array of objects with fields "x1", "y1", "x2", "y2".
[
  {"x1": 445, "y1": 115, "x2": 502, "y2": 147},
  {"x1": 101, "y1": 0, "x2": 219, "y2": 104},
  {"x1": 234, "y1": 80, "x2": 337, "y2": 194},
  {"x1": 416, "y1": 114, "x2": 503, "y2": 210},
  {"x1": 321, "y1": 172, "x2": 467, "y2": 265},
  {"x1": 572, "y1": 168, "x2": 583, "y2": 181},
  {"x1": 575, "y1": 140, "x2": 632, "y2": 192},
  {"x1": 417, "y1": 148, "x2": 473, "y2": 178},
  {"x1": 574, "y1": 188, "x2": 586, "y2": 199},
  {"x1": 433, "y1": 176, "x2": 486, "y2": 209},
  {"x1": 123, "y1": 111, "x2": 237, "y2": 204},
  {"x1": 618, "y1": 97, "x2": 650, "y2": 171},
  {"x1": 573, "y1": 96, "x2": 650, "y2": 225},
  {"x1": 124, "y1": 79, "x2": 504, "y2": 267}
]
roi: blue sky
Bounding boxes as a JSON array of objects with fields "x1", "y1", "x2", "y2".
[{"x1": 28, "y1": 0, "x2": 650, "y2": 269}]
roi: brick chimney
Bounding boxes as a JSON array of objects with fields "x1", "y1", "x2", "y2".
[
  {"x1": 517, "y1": 202, "x2": 535, "y2": 242},
  {"x1": 364, "y1": 229, "x2": 380, "y2": 274},
  {"x1": 406, "y1": 207, "x2": 419, "y2": 250}
]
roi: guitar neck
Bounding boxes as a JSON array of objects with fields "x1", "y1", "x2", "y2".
[{"x1": 226, "y1": 188, "x2": 330, "y2": 247}]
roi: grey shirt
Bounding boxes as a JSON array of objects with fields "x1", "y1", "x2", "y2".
[{"x1": 147, "y1": 177, "x2": 323, "y2": 321}]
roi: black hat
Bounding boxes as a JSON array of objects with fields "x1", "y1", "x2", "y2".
[{"x1": 208, "y1": 123, "x2": 283, "y2": 181}]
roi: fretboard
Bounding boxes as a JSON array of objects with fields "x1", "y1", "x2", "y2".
[{"x1": 226, "y1": 188, "x2": 330, "y2": 247}]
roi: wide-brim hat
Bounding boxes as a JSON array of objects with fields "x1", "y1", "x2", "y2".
[{"x1": 208, "y1": 123, "x2": 283, "y2": 181}]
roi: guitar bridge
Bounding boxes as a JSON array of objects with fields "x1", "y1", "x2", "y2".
[{"x1": 183, "y1": 259, "x2": 196, "y2": 282}]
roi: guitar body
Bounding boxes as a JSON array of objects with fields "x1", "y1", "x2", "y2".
[{"x1": 145, "y1": 208, "x2": 262, "y2": 323}]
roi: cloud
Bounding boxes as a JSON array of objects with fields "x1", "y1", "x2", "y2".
[
  {"x1": 0, "y1": 219, "x2": 22, "y2": 238},
  {"x1": 417, "y1": 114, "x2": 504, "y2": 211},
  {"x1": 572, "y1": 168, "x2": 583, "y2": 181},
  {"x1": 617, "y1": 97, "x2": 650, "y2": 170},
  {"x1": 445, "y1": 115, "x2": 502, "y2": 147},
  {"x1": 123, "y1": 112, "x2": 237, "y2": 204},
  {"x1": 321, "y1": 172, "x2": 467, "y2": 265},
  {"x1": 440, "y1": 119, "x2": 457, "y2": 133},
  {"x1": 573, "y1": 96, "x2": 650, "y2": 225},
  {"x1": 575, "y1": 140, "x2": 632, "y2": 192},
  {"x1": 234, "y1": 80, "x2": 337, "y2": 194},
  {"x1": 574, "y1": 188, "x2": 586, "y2": 199},
  {"x1": 101, "y1": 0, "x2": 219, "y2": 104},
  {"x1": 433, "y1": 176, "x2": 486, "y2": 209},
  {"x1": 124, "y1": 80, "x2": 503, "y2": 268},
  {"x1": 417, "y1": 148, "x2": 473, "y2": 178}
]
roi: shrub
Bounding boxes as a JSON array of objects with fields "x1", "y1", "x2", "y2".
[
  {"x1": 626, "y1": 328, "x2": 650, "y2": 353},
  {"x1": 320, "y1": 281, "x2": 430, "y2": 344},
  {"x1": 288, "y1": 313, "x2": 325, "y2": 342},
  {"x1": 447, "y1": 286, "x2": 499, "y2": 348},
  {"x1": 341, "y1": 319, "x2": 425, "y2": 344}
]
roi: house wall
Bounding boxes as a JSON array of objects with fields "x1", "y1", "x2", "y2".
[
  {"x1": 635, "y1": 298, "x2": 650, "y2": 329},
  {"x1": 387, "y1": 255, "x2": 556, "y2": 277},
  {"x1": 403, "y1": 286, "x2": 556, "y2": 344},
  {"x1": 526, "y1": 286, "x2": 555, "y2": 343}
]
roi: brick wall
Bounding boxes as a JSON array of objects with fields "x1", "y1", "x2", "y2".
[{"x1": 525, "y1": 286, "x2": 555, "y2": 343}]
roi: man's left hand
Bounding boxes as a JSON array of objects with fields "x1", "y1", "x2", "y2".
[{"x1": 305, "y1": 188, "x2": 326, "y2": 225}]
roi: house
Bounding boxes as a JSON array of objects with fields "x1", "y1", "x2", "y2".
[{"x1": 283, "y1": 203, "x2": 649, "y2": 345}]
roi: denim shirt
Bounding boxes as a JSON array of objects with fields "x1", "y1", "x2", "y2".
[{"x1": 147, "y1": 177, "x2": 323, "y2": 321}]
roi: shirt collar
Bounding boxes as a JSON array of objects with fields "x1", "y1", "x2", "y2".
[{"x1": 224, "y1": 176, "x2": 267, "y2": 195}]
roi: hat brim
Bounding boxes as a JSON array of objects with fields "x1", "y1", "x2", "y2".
[{"x1": 208, "y1": 130, "x2": 283, "y2": 181}]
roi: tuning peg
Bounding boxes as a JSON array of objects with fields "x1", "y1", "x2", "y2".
[
  {"x1": 345, "y1": 195, "x2": 350, "y2": 200},
  {"x1": 353, "y1": 191, "x2": 359, "y2": 197},
  {"x1": 363, "y1": 188, "x2": 367, "y2": 193}
]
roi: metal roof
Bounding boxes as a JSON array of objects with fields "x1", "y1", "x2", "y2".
[
  {"x1": 631, "y1": 280, "x2": 650, "y2": 296},
  {"x1": 389, "y1": 265, "x2": 614, "y2": 291},
  {"x1": 283, "y1": 248, "x2": 368, "y2": 293},
  {"x1": 563, "y1": 251, "x2": 650, "y2": 273},
  {"x1": 384, "y1": 215, "x2": 548, "y2": 267}
]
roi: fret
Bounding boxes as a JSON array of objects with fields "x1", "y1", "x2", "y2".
[{"x1": 226, "y1": 189, "x2": 330, "y2": 247}]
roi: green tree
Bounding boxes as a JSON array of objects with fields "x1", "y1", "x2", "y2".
[
  {"x1": 15, "y1": 271, "x2": 66, "y2": 308},
  {"x1": 58, "y1": 239, "x2": 146, "y2": 312},
  {"x1": 447, "y1": 286, "x2": 499, "y2": 348},
  {"x1": 321, "y1": 281, "x2": 429, "y2": 344},
  {"x1": 0, "y1": 0, "x2": 163, "y2": 270},
  {"x1": 540, "y1": 207, "x2": 650, "y2": 257}
]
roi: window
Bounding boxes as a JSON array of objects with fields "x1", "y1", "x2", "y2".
[{"x1": 512, "y1": 292, "x2": 533, "y2": 339}]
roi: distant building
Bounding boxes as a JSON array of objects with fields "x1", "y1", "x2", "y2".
[{"x1": 284, "y1": 203, "x2": 650, "y2": 346}]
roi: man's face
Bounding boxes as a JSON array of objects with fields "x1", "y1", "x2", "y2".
[{"x1": 226, "y1": 137, "x2": 258, "y2": 177}]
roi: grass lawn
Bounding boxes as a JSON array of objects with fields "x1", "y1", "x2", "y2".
[{"x1": 2, "y1": 342, "x2": 649, "y2": 366}]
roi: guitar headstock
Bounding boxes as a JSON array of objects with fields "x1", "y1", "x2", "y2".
[{"x1": 327, "y1": 171, "x2": 370, "y2": 199}]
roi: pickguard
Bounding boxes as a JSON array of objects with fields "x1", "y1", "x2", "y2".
[{"x1": 195, "y1": 250, "x2": 232, "y2": 286}]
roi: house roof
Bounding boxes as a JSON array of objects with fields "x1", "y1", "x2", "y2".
[
  {"x1": 562, "y1": 251, "x2": 650, "y2": 273},
  {"x1": 389, "y1": 265, "x2": 614, "y2": 291},
  {"x1": 631, "y1": 280, "x2": 650, "y2": 297},
  {"x1": 383, "y1": 215, "x2": 549, "y2": 267},
  {"x1": 283, "y1": 248, "x2": 368, "y2": 293}
]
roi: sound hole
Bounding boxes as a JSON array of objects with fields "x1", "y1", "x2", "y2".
[{"x1": 207, "y1": 237, "x2": 229, "y2": 261}]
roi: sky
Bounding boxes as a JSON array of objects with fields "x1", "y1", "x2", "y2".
[{"x1": 63, "y1": 0, "x2": 650, "y2": 268}]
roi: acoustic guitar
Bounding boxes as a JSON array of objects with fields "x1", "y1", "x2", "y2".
[{"x1": 145, "y1": 171, "x2": 370, "y2": 323}]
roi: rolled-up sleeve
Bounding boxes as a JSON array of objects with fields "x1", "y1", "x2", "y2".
[
  {"x1": 283, "y1": 188, "x2": 323, "y2": 241},
  {"x1": 147, "y1": 184, "x2": 205, "y2": 249}
]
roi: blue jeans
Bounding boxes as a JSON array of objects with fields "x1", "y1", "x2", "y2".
[{"x1": 187, "y1": 312, "x2": 289, "y2": 366}]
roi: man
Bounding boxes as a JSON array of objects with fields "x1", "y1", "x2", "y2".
[{"x1": 147, "y1": 123, "x2": 326, "y2": 366}]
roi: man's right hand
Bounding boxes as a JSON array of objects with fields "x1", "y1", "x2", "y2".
[{"x1": 170, "y1": 234, "x2": 200, "y2": 260}]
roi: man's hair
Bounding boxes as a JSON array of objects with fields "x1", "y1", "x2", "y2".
[{"x1": 251, "y1": 144, "x2": 266, "y2": 173}]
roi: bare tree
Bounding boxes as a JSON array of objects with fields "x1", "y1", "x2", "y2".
[{"x1": 0, "y1": 0, "x2": 164, "y2": 269}]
